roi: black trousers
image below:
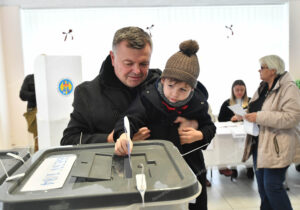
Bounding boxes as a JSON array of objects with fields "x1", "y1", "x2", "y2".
[{"x1": 189, "y1": 170, "x2": 207, "y2": 210}]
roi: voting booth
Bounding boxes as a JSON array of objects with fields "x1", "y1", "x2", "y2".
[
  {"x1": 0, "y1": 140, "x2": 200, "y2": 210},
  {"x1": 34, "y1": 55, "x2": 82, "y2": 150}
]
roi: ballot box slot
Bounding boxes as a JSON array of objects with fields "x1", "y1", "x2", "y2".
[{"x1": 71, "y1": 152, "x2": 112, "y2": 181}]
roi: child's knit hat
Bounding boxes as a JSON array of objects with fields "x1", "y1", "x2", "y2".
[{"x1": 161, "y1": 40, "x2": 200, "y2": 88}]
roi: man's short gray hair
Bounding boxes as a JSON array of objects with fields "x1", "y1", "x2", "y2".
[
  {"x1": 112, "y1": 26, "x2": 152, "y2": 52},
  {"x1": 259, "y1": 55, "x2": 285, "y2": 75}
]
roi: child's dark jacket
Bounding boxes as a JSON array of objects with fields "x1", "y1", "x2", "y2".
[{"x1": 114, "y1": 80, "x2": 216, "y2": 175}]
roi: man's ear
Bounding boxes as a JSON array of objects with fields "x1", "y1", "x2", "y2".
[
  {"x1": 161, "y1": 78, "x2": 165, "y2": 85},
  {"x1": 110, "y1": 51, "x2": 115, "y2": 67}
]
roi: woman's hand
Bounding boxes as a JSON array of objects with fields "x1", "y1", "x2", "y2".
[
  {"x1": 245, "y1": 112, "x2": 257, "y2": 123},
  {"x1": 114, "y1": 133, "x2": 133, "y2": 156},
  {"x1": 231, "y1": 115, "x2": 243, "y2": 122},
  {"x1": 178, "y1": 127, "x2": 203, "y2": 145},
  {"x1": 132, "y1": 127, "x2": 150, "y2": 141}
]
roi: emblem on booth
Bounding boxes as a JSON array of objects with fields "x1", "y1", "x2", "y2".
[{"x1": 58, "y1": 79, "x2": 73, "y2": 95}]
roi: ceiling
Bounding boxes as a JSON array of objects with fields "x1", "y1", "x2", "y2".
[{"x1": 0, "y1": 0, "x2": 288, "y2": 9}]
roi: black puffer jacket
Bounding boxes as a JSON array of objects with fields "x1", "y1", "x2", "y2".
[
  {"x1": 114, "y1": 80, "x2": 216, "y2": 173},
  {"x1": 61, "y1": 55, "x2": 161, "y2": 145}
]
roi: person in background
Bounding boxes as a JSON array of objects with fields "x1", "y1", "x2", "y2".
[
  {"x1": 218, "y1": 80, "x2": 254, "y2": 179},
  {"x1": 296, "y1": 164, "x2": 300, "y2": 172},
  {"x1": 19, "y1": 74, "x2": 38, "y2": 152},
  {"x1": 242, "y1": 55, "x2": 300, "y2": 210},
  {"x1": 114, "y1": 40, "x2": 216, "y2": 210},
  {"x1": 61, "y1": 26, "x2": 199, "y2": 146}
]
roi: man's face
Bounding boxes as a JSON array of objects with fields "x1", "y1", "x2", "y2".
[{"x1": 110, "y1": 41, "x2": 152, "y2": 88}]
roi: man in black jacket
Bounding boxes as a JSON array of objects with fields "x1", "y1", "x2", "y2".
[
  {"x1": 20, "y1": 74, "x2": 38, "y2": 151},
  {"x1": 61, "y1": 27, "x2": 155, "y2": 145}
]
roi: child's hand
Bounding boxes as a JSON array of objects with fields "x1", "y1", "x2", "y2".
[
  {"x1": 114, "y1": 133, "x2": 133, "y2": 156},
  {"x1": 178, "y1": 127, "x2": 203, "y2": 145},
  {"x1": 107, "y1": 130, "x2": 115, "y2": 143}
]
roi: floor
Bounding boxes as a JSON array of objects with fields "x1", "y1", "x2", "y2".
[{"x1": 206, "y1": 164, "x2": 300, "y2": 210}]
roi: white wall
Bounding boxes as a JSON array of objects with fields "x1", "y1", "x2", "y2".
[
  {"x1": 289, "y1": 0, "x2": 300, "y2": 80},
  {"x1": 0, "y1": 7, "x2": 31, "y2": 149},
  {"x1": 0, "y1": 0, "x2": 288, "y2": 9},
  {"x1": 20, "y1": 5, "x2": 289, "y2": 116}
]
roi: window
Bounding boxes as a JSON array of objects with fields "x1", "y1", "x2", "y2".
[{"x1": 21, "y1": 4, "x2": 288, "y2": 114}]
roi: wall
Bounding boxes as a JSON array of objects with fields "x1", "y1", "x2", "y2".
[
  {"x1": 0, "y1": 6, "x2": 31, "y2": 149},
  {"x1": 289, "y1": 0, "x2": 300, "y2": 80},
  {"x1": 0, "y1": 8, "x2": 9, "y2": 148},
  {"x1": 0, "y1": 0, "x2": 288, "y2": 9}
]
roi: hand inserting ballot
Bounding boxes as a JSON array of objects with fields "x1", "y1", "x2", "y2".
[{"x1": 115, "y1": 133, "x2": 133, "y2": 156}]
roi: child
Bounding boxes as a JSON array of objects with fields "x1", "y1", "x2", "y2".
[{"x1": 114, "y1": 40, "x2": 216, "y2": 210}]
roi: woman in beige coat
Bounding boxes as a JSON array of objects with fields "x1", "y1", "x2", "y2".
[{"x1": 242, "y1": 55, "x2": 300, "y2": 210}]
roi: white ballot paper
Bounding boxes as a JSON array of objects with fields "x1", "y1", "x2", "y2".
[
  {"x1": 21, "y1": 154, "x2": 76, "y2": 192},
  {"x1": 228, "y1": 104, "x2": 247, "y2": 116},
  {"x1": 228, "y1": 104, "x2": 259, "y2": 136},
  {"x1": 244, "y1": 119, "x2": 259, "y2": 136}
]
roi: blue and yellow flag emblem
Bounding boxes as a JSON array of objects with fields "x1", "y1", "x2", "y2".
[{"x1": 59, "y1": 79, "x2": 73, "y2": 95}]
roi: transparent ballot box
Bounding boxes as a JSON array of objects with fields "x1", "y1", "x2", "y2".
[{"x1": 0, "y1": 140, "x2": 200, "y2": 210}]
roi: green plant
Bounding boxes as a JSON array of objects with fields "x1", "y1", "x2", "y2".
[{"x1": 296, "y1": 80, "x2": 300, "y2": 89}]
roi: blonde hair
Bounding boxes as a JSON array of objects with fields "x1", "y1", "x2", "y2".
[{"x1": 229, "y1": 80, "x2": 249, "y2": 108}]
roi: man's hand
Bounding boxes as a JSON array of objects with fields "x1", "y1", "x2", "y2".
[
  {"x1": 114, "y1": 133, "x2": 133, "y2": 156},
  {"x1": 107, "y1": 130, "x2": 114, "y2": 143},
  {"x1": 178, "y1": 127, "x2": 203, "y2": 145},
  {"x1": 174, "y1": 117, "x2": 198, "y2": 130},
  {"x1": 132, "y1": 127, "x2": 150, "y2": 141},
  {"x1": 245, "y1": 112, "x2": 257, "y2": 123}
]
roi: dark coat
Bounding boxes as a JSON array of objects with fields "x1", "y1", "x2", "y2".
[
  {"x1": 218, "y1": 98, "x2": 251, "y2": 122},
  {"x1": 60, "y1": 55, "x2": 161, "y2": 145},
  {"x1": 114, "y1": 80, "x2": 216, "y2": 174},
  {"x1": 19, "y1": 74, "x2": 36, "y2": 109}
]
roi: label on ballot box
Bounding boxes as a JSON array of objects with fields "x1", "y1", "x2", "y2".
[{"x1": 21, "y1": 154, "x2": 76, "y2": 192}]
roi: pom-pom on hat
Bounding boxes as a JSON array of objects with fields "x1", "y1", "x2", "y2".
[{"x1": 161, "y1": 40, "x2": 200, "y2": 88}]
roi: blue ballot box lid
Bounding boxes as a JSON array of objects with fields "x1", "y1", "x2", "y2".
[
  {"x1": 0, "y1": 148, "x2": 30, "y2": 186},
  {"x1": 0, "y1": 140, "x2": 200, "y2": 210}
]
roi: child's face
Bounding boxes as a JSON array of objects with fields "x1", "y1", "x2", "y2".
[{"x1": 161, "y1": 78, "x2": 193, "y2": 103}]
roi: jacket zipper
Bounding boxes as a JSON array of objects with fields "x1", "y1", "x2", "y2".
[{"x1": 273, "y1": 137, "x2": 280, "y2": 157}]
